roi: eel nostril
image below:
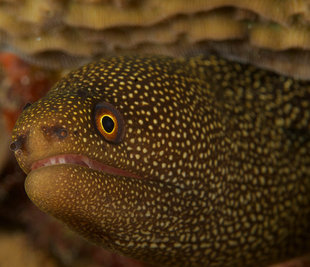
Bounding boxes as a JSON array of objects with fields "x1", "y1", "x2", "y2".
[
  {"x1": 41, "y1": 125, "x2": 68, "y2": 140},
  {"x1": 54, "y1": 127, "x2": 68, "y2": 140},
  {"x1": 23, "y1": 103, "x2": 32, "y2": 110},
  {"x1": 10, "y1": 135, "x2": 26, "y2": 151},
  {"x1": 9, "y1": 142, "x2": 18, "y2": 151}
]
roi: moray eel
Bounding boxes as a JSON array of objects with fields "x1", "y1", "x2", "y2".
[{"x1": 11, "y1": 55, "x2": 310, "y2": 266}]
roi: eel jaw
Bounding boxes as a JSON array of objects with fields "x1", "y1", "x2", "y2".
[{"x1": 31, "y1": 154, "x2": 141, "y2": 179}]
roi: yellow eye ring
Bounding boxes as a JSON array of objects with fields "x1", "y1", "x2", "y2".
[
  {"x1": 100, "y1": 114, "x2": 116, "y2": 135},
  {"x1": 94, "y1": 102, "x2": 125, "y2": 143}
]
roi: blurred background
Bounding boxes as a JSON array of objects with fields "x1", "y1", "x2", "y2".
[{"x1": 1, "y1": 0, "x2": 310, "y2": 266}]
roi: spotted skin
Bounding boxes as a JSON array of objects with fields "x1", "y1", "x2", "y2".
[{"x1": 11, "y1": 55, "x2": 310, "y2": 266}]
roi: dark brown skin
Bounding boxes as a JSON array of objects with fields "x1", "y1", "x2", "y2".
[{"x1": 11, "y1": 55, "x2": 310, "y2": 266}]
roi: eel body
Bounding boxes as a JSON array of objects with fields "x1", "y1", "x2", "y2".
[{"x1": 11, "y1": 55, "x2": 310, "y2": 266}]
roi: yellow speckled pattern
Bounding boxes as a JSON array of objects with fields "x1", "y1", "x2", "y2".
[{"x1": 11, "y1": 55, "x2": 310, "y2": 266}]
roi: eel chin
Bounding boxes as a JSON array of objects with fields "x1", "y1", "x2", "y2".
[
  {"x1": 24, "y1": 163, "x2": 140, "y2": 245},
  {"x1": 24, "y1": 162, "x2": 192, "y2": 263},
  {"x1": 25, "y1": 154, "x2": 141, "y2": 221},
  {"x1": 25, "y1": 164, "x2": 102, "y2": 216},
  {"x1": 25, "y1": 153, "x2": 140, "y2": 215}
]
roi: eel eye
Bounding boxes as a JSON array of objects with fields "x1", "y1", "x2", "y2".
[{"x1": 94, "y1": 102, "x2": 125, "y2": 143}]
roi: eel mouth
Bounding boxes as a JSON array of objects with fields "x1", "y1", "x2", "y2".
[{"x1": 31, "y1": 154, "x2": 141, "y2": 179}]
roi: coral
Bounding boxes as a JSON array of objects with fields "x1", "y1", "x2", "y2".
[
  {"x1": 0, "y1": 53, "x2": 59, "y2": 131},
  {"x1": 0, "y1": 1, "x2": 310, "y2": 78}
]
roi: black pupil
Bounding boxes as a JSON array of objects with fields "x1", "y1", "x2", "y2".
[{"x1": 102, "y1": 116, "x2": 115, "y2": 133}]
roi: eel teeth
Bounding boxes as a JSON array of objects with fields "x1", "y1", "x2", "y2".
[{"x1": 31, "y1": 154, "x2": 140, "y2": 179}]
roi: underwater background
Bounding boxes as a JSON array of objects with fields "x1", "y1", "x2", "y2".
[{"x1": 0, "y1": 1, "x2": 310, "y2": 266}]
